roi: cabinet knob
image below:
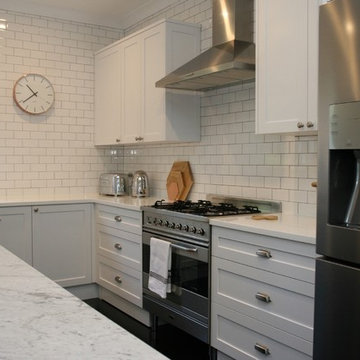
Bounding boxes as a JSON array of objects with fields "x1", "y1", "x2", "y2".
[
  {"x1": 255, "y1": 343, "x2": 271, "y2": 355},
  {"x1": 135, "y1": 136, "x2": 144, "y2": 141},
  {"x1": 116, "y1": 138, "x2": 121, "y2": 143},
  {"x1": 297, "y1": 122, "x2": 304, "y2": 129},
  {"x1": 114, "y1": 276, "x2": 122, "y2": 284},
  {"x1": 255, "y1": 292, "x2": 271, "y2": 303},
  {"x1": 256, "y1": 249, "x2": 272, "y2": 258},
  {"x1": 114, "y1": 216, "x2": 122, "y2": 222},
  {"x1": 34, "y1": 208, "x2": 39, "y2": 213},
  {"x1": 114, "y1": 243, "x2": 122, "y2": 250},
  {"x1": 306, "y1": 121, "x2": 314, "y2": 128}
]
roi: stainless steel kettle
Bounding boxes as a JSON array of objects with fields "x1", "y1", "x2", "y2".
[{"x1": 131, "y1": 170, "x2": 149, "y2": 197}]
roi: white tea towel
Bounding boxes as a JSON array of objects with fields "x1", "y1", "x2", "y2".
[{"x1": 148, "y1": 237, "x2": 172, "y2": 299}]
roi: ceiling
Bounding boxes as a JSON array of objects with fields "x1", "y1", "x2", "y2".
[{"x1": 0, "y1": 0, "x2": 178, "y2": 29}]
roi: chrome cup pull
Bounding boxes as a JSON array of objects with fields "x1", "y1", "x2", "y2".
[
  {"x1": 114, "y1": 215, "x2": 122, "y2": 222},
  {"x1": 256, "y1": 249, "x2": 272, "y2": 258},
  {"x1": 114, "y1": 276, "x2": 122, "y2": 284},
  {"x1": 255, "y1": 343, "x2": 270, "y2": 355},
  {"x1": 114, "y1": 243, "x2": 122, "y2": 250},
  {"x1": 256, "y1": 292, "x2": 271, "y2": 303}
]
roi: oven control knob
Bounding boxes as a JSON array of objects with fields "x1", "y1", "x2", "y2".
[
  {"x1": 175, "y1": 223, "x2": 182, "y2": 230},
  {"x1": 197, "y1": 228, "x2": 205, "y2": 236},
  {"x1": 164, "y1": 220, "x2": 169, "y2": 227},
  {"x1": 146, "y1": 217, "x2": 152, "y2": 225},
  {"x1": 190, "y1": 226, "x2": 196, "y2": 233},
  {"x1": 183, "y1": 225, "x2": 189, "y2": 232},
  {"x1": 153, "y1": 218, "x2": 158, "y2": 225},
  {"x1": 158, "y1": 219, "x2": 163, "y2": 226},
  {"x1": 170, "y1": 222, "x2": 176, "y2": 229}
]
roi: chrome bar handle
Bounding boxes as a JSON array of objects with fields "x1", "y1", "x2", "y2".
[
  {"x1": 255, "y1": 343, "x2": 270, "y2": 355},
  {"x1": 114, "y1": 276, "x2": 122, "y2": 284},
  {"x1": 114, "y1": 243, "x2": 122, "y2": 250},
  {"x1": 256, "y1": 249, "x2": 272, "y2": 258},
  {"x1": 171, "y1": 243, "x2": 198, "y2": 253},
  {"x1": 256, "y1": 292, "x2": 271, "y2": 303},
  {"x1": 114, "y1": 216, "x2": 122, "y2": 222}
]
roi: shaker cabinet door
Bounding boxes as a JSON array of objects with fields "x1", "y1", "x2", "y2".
[
  {"x1": 256, "y1": 0, "x2": 319, "y2": 134},
  {"x1": 122, "y1": 37, "x2": 143, "y2": 143},
  {"x1": 0, "y1": 206, "x2": 32, "y2": 264},
  {"x1": 94, "y1": 44, "x2": 122, "y2": 145},
  {"x1": 32, "y1": 204, "x2": 92, "y2": 287}
]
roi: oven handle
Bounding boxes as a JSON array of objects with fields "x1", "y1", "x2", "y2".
[{"x1": 171, "y1": 243, "x2": 198, "y2": 253}]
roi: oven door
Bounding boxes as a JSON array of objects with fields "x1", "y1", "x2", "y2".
[{"x1": 142, "y1": 229, "x2": 209, "y2": 342}]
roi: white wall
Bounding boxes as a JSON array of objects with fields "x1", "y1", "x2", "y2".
[{"x1": 0, "y1": 9, "x2": 123, "y2": 198}]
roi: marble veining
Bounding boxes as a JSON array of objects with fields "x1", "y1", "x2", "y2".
[{"x1": 0, "y1": 246, "x2": 168, "y2": 359}]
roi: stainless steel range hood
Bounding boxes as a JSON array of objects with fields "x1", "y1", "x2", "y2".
[{"x1": 156, "y1": 0, "x2": 255, "y2": 91}]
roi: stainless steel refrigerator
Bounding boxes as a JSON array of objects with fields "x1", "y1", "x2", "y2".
[{"x1": 314, "y1": 0, "x2": 360, "y2": 359}]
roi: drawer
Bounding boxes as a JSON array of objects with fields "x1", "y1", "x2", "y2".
[
  {"x1": 212, "y1": 227, "x2": 316, "y2": 283},
  {"x1": 97, "y1": 255, "x2": 142, "y2": 307},
  {"x1": 212, "y1": 257, "x2": 314, "y2": 341},
  {"x1": 211, "y1": 303, "x2": 312, "y2": 360},
  {"x1": 96, "y1": 204, "x2": 141, "y2": 235},
  {"x1": 97, "y1": 224, "x2": 141, "y2": 271}
]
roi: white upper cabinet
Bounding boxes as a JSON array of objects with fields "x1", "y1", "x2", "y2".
[
  {"x1": 255, "y1": 0, "x2": 320, "y2": 134},
  {"x1": 95, "y1": 45, "x2": 123, "y2": 145},
  {"x1": 95, "y1": 20, "x2": 201, "y2": 146}
]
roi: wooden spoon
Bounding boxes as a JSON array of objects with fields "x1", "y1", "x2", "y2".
[{"x1": 251, "y1": 214, "x2": 278, "y2": 220}]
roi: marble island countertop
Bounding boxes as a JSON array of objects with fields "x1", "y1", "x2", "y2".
[{"x1": 0, "y1": 245, "x2": 168, "y2": 360}]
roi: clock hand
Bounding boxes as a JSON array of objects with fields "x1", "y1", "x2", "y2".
[
  {"x1": 23, "y1": 91, "x2": 39, "y2": 103},
  {"x1": 26, "y1": 84, "x2": 38, "y2": 96}
]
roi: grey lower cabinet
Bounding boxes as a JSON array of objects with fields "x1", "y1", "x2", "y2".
[
  {"x1": 95, "y1": 204, "x2": 149, "y2": 325},
  {"x1": 211, "y1": 226, "x2": 316, "y2": 360},
  {"x1": 0, "y1": 204, "x2": 92, "y2": 287},
  {"x1": 0, "y1": 206, "x2": 32, "y2": 265},
  {"x1": 32, "y1": 204, "x2": 92, "y2": 287}
]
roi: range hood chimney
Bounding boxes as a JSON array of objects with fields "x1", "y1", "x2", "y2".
[{"x1": 156, "y1": 0, "x2": 255, "y2": 91}]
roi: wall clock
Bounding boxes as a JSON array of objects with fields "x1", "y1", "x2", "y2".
[{"x1": 13, "y1": 73, "x2": 55, "y2": 115}]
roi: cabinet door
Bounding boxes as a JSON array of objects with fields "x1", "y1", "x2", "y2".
[
  {"x1": 122, "y1": 37, "x2": 143, "y2": 143},
  {"x1": 95, "y1": 44, "x2": 122, "y2": 145},
  {"x1": 142, "y1": 24, "x2": 166, "y2": 142},
  {"x1": 32, "y1": 204, "x2": 92, "y2": 287},
  {"x1": 256, "y1": 0, "x2": 319, "y2": 134},
  {"x1": 0, "y1": 207, "x2": 32, "y2": 264}
]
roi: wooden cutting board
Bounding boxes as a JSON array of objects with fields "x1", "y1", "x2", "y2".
[
  {"x1": 167, "y1": 161, "x2": 193, "y2": 201},
  {"x1": 166, "y1": 170, "x2": 185, "y2": 201}
]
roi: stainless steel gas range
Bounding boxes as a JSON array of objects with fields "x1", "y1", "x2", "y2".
[{"x1": 141, "y1": 195, "x2": 281, "y2": 347}]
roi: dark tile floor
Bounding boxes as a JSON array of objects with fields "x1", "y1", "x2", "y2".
[{"x1": 85, "y1": 298, "x2": 212, "y2": 360}]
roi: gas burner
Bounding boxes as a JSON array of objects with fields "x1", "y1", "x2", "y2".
[{"x1": 151, "y1": 199, "x2": 260, "y2": 217}]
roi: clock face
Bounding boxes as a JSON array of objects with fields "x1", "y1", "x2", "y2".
[{"x1": 13, "y1": 73, "x2": 55, "y2": 115}]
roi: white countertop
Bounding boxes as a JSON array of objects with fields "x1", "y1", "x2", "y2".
[
  {"x1": 0, "y1": 194, "x2": 316, "y2": 243},
  {"x1": 0, "y1": 194, "x2": 158, "y2": 211},
  {"x1": 0, "y1": 245, "x2": 168, "y2": 360},
  {"x1": 210, "y1": 213, "x2": 316, "y2": 244}
]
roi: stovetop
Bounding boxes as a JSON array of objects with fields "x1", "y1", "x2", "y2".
[
  {"x1": 152, "y1": 199, "x2": 261, "y2": 217},
  {"x1": 142, "y1": 196, "x2": 281, "y2": 244}
]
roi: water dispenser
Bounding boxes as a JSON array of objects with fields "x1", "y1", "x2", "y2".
[{"x1": 328, "y1": 101, "x2": 360, "y2": 228}]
